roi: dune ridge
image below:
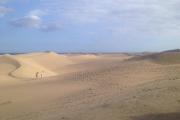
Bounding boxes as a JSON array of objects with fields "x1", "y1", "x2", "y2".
[
  {"x1": 0, "y1": 55, "x2": 20, "y2": 76},
  {"x1": 0, "y1": 53, "x2": 58, "y2": 79},
  {"x1": 22, "y1": 52, "x2": 74, "y2": 71}
]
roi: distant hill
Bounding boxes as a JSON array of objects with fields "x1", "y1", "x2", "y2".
[
  {"x1": 164, "y1": 49, "x2": 180, "y2": 53},
  {"x1": 132, "y1": 49, "x2": 180, "y2": 64}
]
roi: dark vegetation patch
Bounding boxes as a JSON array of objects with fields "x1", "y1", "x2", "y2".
[
  {"x1": 130, "y1": 49, "x2": 180, "y2": 64},
  {"x1": 132, "y1": 112, "x2": 180, "y2": 120}
]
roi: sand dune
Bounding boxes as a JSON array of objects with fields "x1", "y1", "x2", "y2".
[
  {"x1": 67, "y1": 54, "x2": 99, "y2": 63},
  {"x1": 0, "y1": 52, "x2": 110, "y2": 80},
  {"x1": 12, "y1": 57, "x2": 57, "y2": 79},
  {"x1": 0, "y1": 51, "x2": 180, "y2": 120},
  {"x1": 17, "y1": 52, "x2": 74, "y2": 71},
  {"x1": 0, "y1": 52, "x2": 103, "y2": 80},
  {"x1": 0, "y1": 53, "x2": 58, "y2": 79},
  {"x1": 0, "y1": 55, "x2": 20, "y2": 75}
]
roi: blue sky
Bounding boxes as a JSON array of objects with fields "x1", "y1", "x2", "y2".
[{"x1": 1, "y1": 0, "x2": 180, "y2": 52}]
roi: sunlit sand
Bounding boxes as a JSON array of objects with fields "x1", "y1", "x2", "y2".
[{"x1": 0, "y1": 51, "x2": 180, "y2": 120}]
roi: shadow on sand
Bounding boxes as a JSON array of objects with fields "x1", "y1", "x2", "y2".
[{"x1": 132, "y1": 112, "x2": 180, "y2": 120}]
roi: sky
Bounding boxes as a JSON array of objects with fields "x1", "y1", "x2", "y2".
[{"x1": 1, "y1": 0, "x2": 180, "y2": 53}]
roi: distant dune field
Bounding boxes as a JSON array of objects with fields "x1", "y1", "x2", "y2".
[{"x1": 0, "y1": 51, "x2": 180, "y2": 120}]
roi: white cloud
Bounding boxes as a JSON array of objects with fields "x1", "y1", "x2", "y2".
[
  {"x1": 10, "y1": 15, "x2": 42, "y2": 28},
  {"x1": 8, "y1": 0, "x2": 180, "y2": 34},
  {"x1": 29, "y1": 9, "x2": 46, "y2": 17},
  {"x1": 40, "y1": 22, "x2": 61, "y2": 32},
  {"x1": 38, "y1": 0, "x2": 180, "y2": 35},
  {"x1": 0, "y1": 6, "x2": 13, "y2": 17},
  {"x1": 10, "y1": 9, "x2": 61, "y2": 32}
]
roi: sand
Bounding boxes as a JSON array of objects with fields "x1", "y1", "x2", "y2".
[{"x1": 0, "y1": 52, "x2": 180, "y2": 120}]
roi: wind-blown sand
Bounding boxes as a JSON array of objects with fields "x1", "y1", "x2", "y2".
[{"x1": 0, "y1": 51, "x2": 180, "y2": 120}]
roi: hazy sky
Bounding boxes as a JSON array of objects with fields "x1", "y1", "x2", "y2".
[{"x1": 1, "y1": 0, "x2": 180, "y2": 52}]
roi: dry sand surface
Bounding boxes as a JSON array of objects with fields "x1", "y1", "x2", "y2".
[{"x1": 0, "y1": 52, "x2": 180, "y2": 120}]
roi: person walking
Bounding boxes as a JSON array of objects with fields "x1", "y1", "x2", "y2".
[
  {"x1": 40, "y1": 71, "x2": 45, "y2": 79},
  {"x1": 40, "y1": 72, "x2": 43, "y2": 78},
  {"x1": 36, "y1": 72, "x2": 39, "y2": 79}
]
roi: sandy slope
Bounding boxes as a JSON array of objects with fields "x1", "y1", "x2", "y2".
[
  {"x1": 0, "y1": 52, "x2": 130, "y2": 83},
  {"x1": 0, "y1": 52, "x2": 180, "y2": 120},
  {"x1": 17, "y1": 52, "x2": 74, "y2": 72},
  {"x1": 0, "y1": 54, "x2": 57, "y2": 80}
]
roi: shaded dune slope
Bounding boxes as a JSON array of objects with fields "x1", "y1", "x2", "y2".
[
  {"x1": 0, "y1": 55, "x2": 20, "y2": 75},
  {"x1": 132, "y1": 50, "x2": 180, "y2": 64}
]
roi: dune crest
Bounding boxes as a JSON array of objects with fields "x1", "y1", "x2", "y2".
[
  {"x1": 22, "y1": 52, "x2": 74, "y2": 71},
  {"x1": 0, "y1": 54, "x2": 58, "y2": 79}
]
